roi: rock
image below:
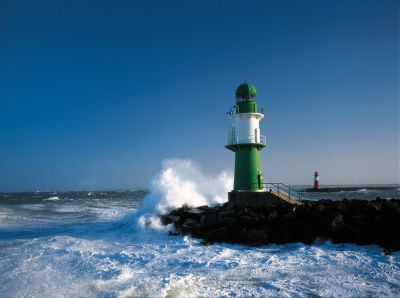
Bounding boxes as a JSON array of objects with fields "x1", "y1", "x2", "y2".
[
  {"x1": 383, "y1": 246, "x2": 396, "y2": 255},
  {"x1": 369, "y1": 201, "x2": 383, "y2": 213},
  {"x1": 162, "y1": 198, "x2": 400, "y2": 252},
  {"x1": 238, "y1": 215, "x2": 259, "y2": 228},
  {"x1": 161, "y1": 214, "x2": 182, "y2": 225},
  {"x1": 336, "y1": 201, "x2": 350, "y2": 213},
  {"x1": 236, "y1": 229, "x2": 270, "y2": 245},
  {"x1": 349, "y1": 215, "x2": 369, "y2": 228},
  {"x1": 330, "y1": 213, "x2": 345, "y2": 232},
  {"x1": 183, "y1": 208, "x2": 205, "y2": 219},
  {"x1": 389, "y1": 200, "x2": 400, "y2": 213},
  {"x1": 160, "y1": 215, "x2": 172, "y2": 225},
  {"x1": 267, "y1": 210, "x2": 279, "y2": 222},
  {"x1": 196, "y1": 205, "x2": 211, "y2": 210},
  {"x1": 182, "y1": 218, "x2": 198, "y2": 227},
  {"x1": 314, "y1": 203, "x2": 325, "y2": 213},
  {"x1": 201, "y1": 240, "x2": 213, "y2": 246},
  {"x1": 220, "y1": 217, "x2": 239, "y2": 229},
  {"x1": 279, "y1": 212, "x2": 296, "y2": 226},
  {"x1": 181, "y1": 218, "x2": 200, "y2": 234},
  {"x1": 200, "y1": 214, "x2": 219, "y2": 229},
  {"x1": 205, "y1": 227, "x2": 229, "y2": 242},
  {"x1": 218, "y1": 209, "x2": 236, "y2": 218}
]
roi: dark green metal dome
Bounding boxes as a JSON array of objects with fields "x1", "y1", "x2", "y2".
[{"x1": 235, "y1": 83, "x2": 257, "y2": 100}]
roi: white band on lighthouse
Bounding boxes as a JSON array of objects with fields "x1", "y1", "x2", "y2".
[{"x1": 228, "y1": 112, "x2": 265, "y2": 145}]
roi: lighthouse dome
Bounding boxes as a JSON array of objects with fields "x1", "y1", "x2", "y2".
[{"x1": 235, "y1": 83, "x2": 257, "y2": 101}]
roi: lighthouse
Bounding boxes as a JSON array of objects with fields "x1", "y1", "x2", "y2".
[
  {"x1": 225, "y1": 83, "x2": 304, "y2": 206},
  {"x1": 314, "y1": 171, "x2": 320, "y2": 190},
  {"x1": 225, "y1": 83, "x2": 266, "y2": 191}
]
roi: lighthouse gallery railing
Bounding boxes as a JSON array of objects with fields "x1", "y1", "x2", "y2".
[{"x1": 226, "y1": 134, "x2": 266, "y2": 146}]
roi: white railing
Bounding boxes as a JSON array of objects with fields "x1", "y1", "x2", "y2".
[{"x1": 226, "y1": 134, "x2": 266, "y2": 146}]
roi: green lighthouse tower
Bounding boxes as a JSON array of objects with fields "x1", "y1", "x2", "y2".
[{"x1": 225, "y1": 83, "x2": 266, "y2": 191}]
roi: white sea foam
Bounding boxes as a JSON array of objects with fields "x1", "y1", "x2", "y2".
[
  {"x1": 20, "y1": 204, "x2": 46, "y2": 210},
  {"x1": 0, "y1": 233, "x2": 399, "y2": 298},
  {"x1": 0, "y1": 208, "x2": 15, "y2": 225},
  {"x1": 54, "y1": 205, "x2": 83, "y2": 213},
  {"x1": 44, "y1": 196, "x2": 59, "y2": 201},
  {"x1": 135, "y1": 159, "x2": 232, "y2": 230}
]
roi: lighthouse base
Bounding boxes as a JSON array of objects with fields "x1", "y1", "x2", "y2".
[{"x1": 228, "y1": 191, "x2": 286, "y2": 208}]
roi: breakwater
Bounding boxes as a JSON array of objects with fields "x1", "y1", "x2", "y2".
[
  {"x1": 162, "y1": 198, "x2": 400, "y2": 253},
  {"x1": 304, "y1": 186, "x2": 399, "y2": 192}
]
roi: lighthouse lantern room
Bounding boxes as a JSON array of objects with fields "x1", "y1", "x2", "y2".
[{"x1": 225, "y1": 83, "x2": 266, "y2": 191}]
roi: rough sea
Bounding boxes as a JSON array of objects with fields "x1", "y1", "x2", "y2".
[{"x1": 1, "y1": 160, "x2": 399, "y2": 297}]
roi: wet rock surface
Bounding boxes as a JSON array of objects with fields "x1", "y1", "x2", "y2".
[{"x1": 161, "y1": 198, "x2": 400, "y2": 253}]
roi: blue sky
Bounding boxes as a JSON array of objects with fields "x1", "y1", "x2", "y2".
[{"x1": 0, "y1": 0, "x2": 399, "y2": 191}]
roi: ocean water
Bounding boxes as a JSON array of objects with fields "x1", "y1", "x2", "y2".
[
  {"x1": 1, "y1": 159, "x2": 400, "y2": 297},
  {"x1": 1, "y1": 188, "x2": 400, "y2": 298}
]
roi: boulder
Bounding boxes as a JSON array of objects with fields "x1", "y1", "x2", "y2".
[
  {"x1": 200, "y1": 213, "x2": 219, "y2": 230},
  {"x1": 183, "y1": 218, "x2": 198, "y2": 226},
  {"x1": 220, "y1": 217, "x2": 239, "y2": 229},
  {"x1": 236, "y1": 229, "x2": 270, "y2": 245},
  {"x1": 181, "y1": 218, "x2": 200, "y2": 234},
  {"x1": 267, "y1": 210, "x2": 280, "y2": 222},
  {"x1": 218, "y1": 209, "x2": 236, "y2": 218},
  {"x1": 238, "y1": 215, "x2": 259, "y2": 228},
  {"x1": 330, "y1": 213, "x2": 345, "y2": 232},
  {"x1": 205, "y1": 226, "x2": 229, "y2": 242},
  {"x1": 183, "y1": 208, "x2": 205, "y2": 219}
]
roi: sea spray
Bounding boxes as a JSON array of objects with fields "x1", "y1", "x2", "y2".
[
  {"x1": 44, "y1": 196, "x2": 59, "y2": 201},
  {"x1": 135, "y1": 159, "x2": 233, "y2": 229}
]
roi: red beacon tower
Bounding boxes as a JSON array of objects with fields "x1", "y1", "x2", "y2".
[{"x1": 314, "y1": 171, "x2": 320, "y2": 190}]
